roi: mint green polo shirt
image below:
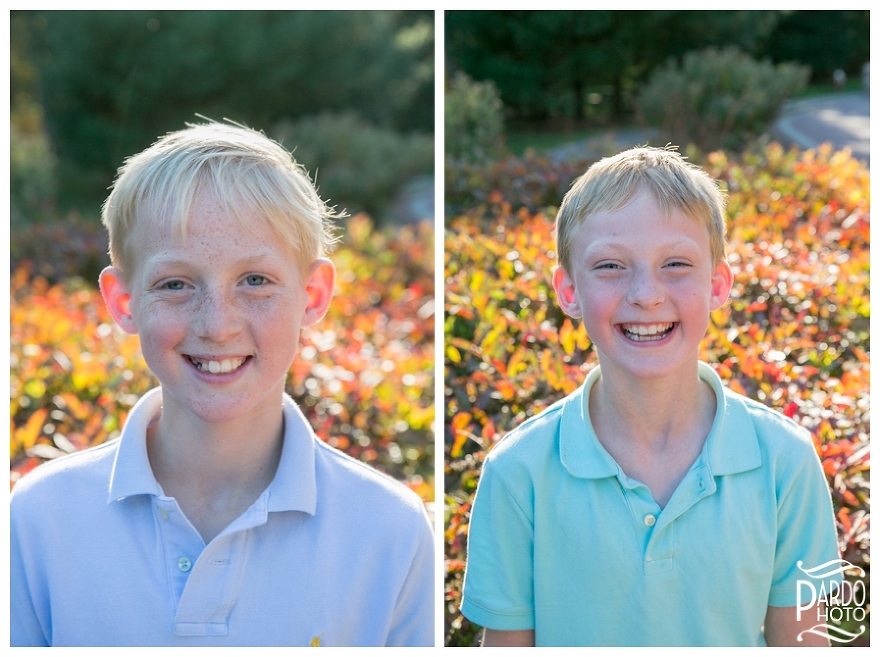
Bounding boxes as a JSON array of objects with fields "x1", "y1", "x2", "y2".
[{"x1": 461, "y1": 362, "x2": 841, "y2": 646}]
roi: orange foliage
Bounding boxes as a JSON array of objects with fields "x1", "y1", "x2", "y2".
[
  {"x1": 10, "y1": 216, "x2": 434, "y2": 503},
  {"x1": 444, "y1": 143, "x2": 869, "y2": 645}
]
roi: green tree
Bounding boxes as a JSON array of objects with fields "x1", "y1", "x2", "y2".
[
  {"x1": 20, "y1": 10, "x2": 433, "y2": 216},
  {"x1": 10, "y1": 11, "x2": 57, "y2": 225},
  {"x1": 447, "y1": 10, "x2": 782, "y2": 124},
  {"x1": 762, "y1": 10, "x2": 870, "y2": 82}
]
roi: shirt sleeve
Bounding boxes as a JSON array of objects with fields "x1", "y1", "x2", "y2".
[
  {"x1": 386, "y1": 508, "x2": 435, "y2": 647},
  {"x1": 10, "y1": 494, "x2": 50, "y2": 646},
  {"x1": 460, "y1": 455, "x2": 535, "y2": 631},
  {"x1": 768, "y1": 434, "x2": 843, "y2": 607}
]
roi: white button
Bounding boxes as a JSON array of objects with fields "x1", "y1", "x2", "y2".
[
  {"x1": 644, "y1": 514, "x2": 656, "y2": 527},
  {"x1": 177, "y1": 557, "x2": 192, "y2": 572},
  {"x1": 158, "y1": 508, "x2": 169, "y2": 520}
]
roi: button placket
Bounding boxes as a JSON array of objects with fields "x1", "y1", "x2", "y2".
[
  {"x1": 154, "y1": 497, "x2": 205, "y2": 609},
  {"x1": 617, "y1": 474, "x2": 661, "y2": 556},
  {"x1": 173, "y1": 532, "x2": 249, "y2": 635},
  {"x1": 644, "y1": 520, "x2": 675, "y2": 575}
]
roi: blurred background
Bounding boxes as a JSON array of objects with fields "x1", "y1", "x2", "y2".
[
  {"x1": 11, "y1": 10, "x2": 434, "y2": 271},
  {"x1": 444, "y1": 9, "x2": 869, "y2": 646},
  {"x1": 11, "y1": 11, "x2": 436, "y2": 511},
  {"x1": 445, "y1": 9, "x2": 868, "y2": 168}
]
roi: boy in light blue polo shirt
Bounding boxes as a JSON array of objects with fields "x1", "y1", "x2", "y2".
[
  {"x1": 11, "y1": 122, "x2": 434, "y2": 646},
  {"x1": 460, "y1": 146, "x2": 841, "y2": 646}
]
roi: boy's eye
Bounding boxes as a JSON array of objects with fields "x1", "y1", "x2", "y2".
[
  {"x1": 596, "y1": 262, "x2": 622, "y2": 270},
  {"x1": 245, "y1": 274, "x2": 267, "y2": 286},
  {"x1": 162, "y1": 280, "x2": 186, "y2": 290},
  {"x1": 666, "y1": 261, "x2": 691, "y2": 268}
]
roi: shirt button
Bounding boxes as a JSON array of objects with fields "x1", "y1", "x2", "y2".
[
  {"x1": 644, "y1": 514, "x2": 656, "y2": 527},
  {"x1": 158, "y1": 508, "x2": 169, "y2": 520},
  {"x1": 177, "y1": 557, "x2": 193, "y2": 572}
]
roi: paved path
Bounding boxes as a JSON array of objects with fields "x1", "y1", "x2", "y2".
[
  {"x1": 391, "y1": 174, "x2": 434, "y2": 224},
  {"x1": 771, "y1": 92, "x2": 870, "y2": 167}
]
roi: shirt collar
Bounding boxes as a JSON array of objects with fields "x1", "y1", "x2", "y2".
[
  {"x1": 558, "y1": 362, "x2": 762, "y2": 479},
  {"x1": 107, "y1": 388, "x2": 165, "y2": 501},
  {"x1": 108, "y1": 389, "x2": 317, "y2": 515}
]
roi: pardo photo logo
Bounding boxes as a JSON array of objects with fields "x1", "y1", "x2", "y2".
[{"x1": 796, "y1": 559, "x2": 866, "y2": 644}]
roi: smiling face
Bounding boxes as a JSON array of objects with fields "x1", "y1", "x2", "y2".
[
  {"x1": 100, "y1": 189, "x2": 334, "y2": 427},
  {"x1": 553, "y1": 189, "x2": 732, "y2": 384}
]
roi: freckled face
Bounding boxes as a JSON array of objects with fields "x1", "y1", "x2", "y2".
[
  {"x1": 124, "y1": 191, "x2": 315, "y2": 426},
  {"x1": 553, "y1": 190, "x2": 732, "y2": 383}
]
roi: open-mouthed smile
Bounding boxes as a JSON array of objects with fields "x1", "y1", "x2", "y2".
[
  {"x1": 618, "y1": 322, "x2": 676, "y2": 342},
  {"x1": 186, "y1": 355, "x2": 250, "y2": 374}
]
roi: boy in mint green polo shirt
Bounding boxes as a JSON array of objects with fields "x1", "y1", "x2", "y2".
[{"x1": 460, "y1": 146, "x2": 842, "y2": 646}]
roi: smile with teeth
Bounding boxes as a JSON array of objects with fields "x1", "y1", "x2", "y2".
[
  {"x1": 619, "y1": 322, "x2": 676, "y2": 342},
  {"x1": 187, "y1": 356, "x2": 248, "y2": 374}
]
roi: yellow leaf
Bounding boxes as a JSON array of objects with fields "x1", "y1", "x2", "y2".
[
  {"x1": 575, "y1": 322, "x2": 591, "y2": 351},
  {"x1": 23, "y1": 379, "x2": 47, "y2": 400},
  {"x1": 559, "y1": 319, "x2": 575, "y2": 355},
  {"x1": 450, "y1": 412, "x2": 473, "y2": 458},
  {"x1": 16, "y1": 408, "x2": 48, "y2": 452}
]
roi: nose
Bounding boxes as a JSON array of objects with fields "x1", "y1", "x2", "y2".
[
  {"x1": 626, "y1": 268, "x2": 665, "y2": 309},
  {"x1": 192, "y1": 288, "x2": 244, "y2": 342}
]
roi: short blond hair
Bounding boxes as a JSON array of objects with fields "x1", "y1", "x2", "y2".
[
  {"x1": 101, "y1": 121, "x2": 339, "y2": 278},
  {"x1": 555, "y1": 146, "x2": 727, "y2": 274}
]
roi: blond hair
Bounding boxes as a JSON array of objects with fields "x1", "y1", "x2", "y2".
[
  {"x1": 101, "y1": 121, "x2": 340, "y2": 278},
  {"x1": 555, "y1": 146, "x2": 727, "y2": 274}
]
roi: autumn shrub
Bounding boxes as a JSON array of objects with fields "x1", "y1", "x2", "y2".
[
  {"x1": 444, "y1": 143, "x2": 869, "y2": 646},
  {"x1": 445, "y1": 150, "x2": 595, "y2": 219},
  {"x1": 10, "y1": 212, "x2": 110, "y2": 284},
  {"x1": 10, "y1": 215, "x2": 434, "y2": 505},
  {"x1": 638, "y1": 47, "x2": 810, "y2": 152}
]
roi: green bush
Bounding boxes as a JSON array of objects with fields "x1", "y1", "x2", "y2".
[
  {"x1": 445, "y1": 71, "x2": 505, "y2": 163},
  {"x1": 10, "y1": 101, "x2": 57, "y2": 226},
  {"x1": 638, "y1": 47, "x2": 809, "y2": 152},
  {"x1": 271, "y1": 112, "x2": 433, "y2": 225},
  {"x1": 444, "y1": 143, "x2": 869, "y2": 646}
]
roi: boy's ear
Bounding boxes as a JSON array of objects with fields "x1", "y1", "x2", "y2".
[
  {"x1": 709, "y1": 259, "x2": 734, "y2": 310},
  {"x1": 301, "y1": 258, "x2": 336, "y2": 328},
  {"x1": 99, "y1": 266, "x2": 139, "y2": 335},
  {"x1": 552, "y1": 266, "x2": 582, "y2": 319}
]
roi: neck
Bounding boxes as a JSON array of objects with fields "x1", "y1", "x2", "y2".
[
  {"x1": 590, "y1": 361, "x2": 715, "y2": 453},
  {"x1": 588, "y1": 361, "x2": 717, "y2": 508},
  {"x1": 146, "y1": 390, "x2": 286, "y2": 542}
]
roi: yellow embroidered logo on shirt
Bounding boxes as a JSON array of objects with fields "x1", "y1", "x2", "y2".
[{"x1": 309, "y1": 635, "x2": 321, "y2": 647}]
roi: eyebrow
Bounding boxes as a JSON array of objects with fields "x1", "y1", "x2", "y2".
[
  {"x1": 141, "y1": 251, "x2": 287, "y2": 276},
  {"x1": 580, "y1": 236, "x2": 702, "y2": 259}
]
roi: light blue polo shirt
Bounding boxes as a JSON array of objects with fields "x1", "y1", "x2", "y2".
[
  {"x1": 461, "y1": 362, "x2": 841, "y2": 646},
  {"x1": 11, "y1": 388, "x2": 434, "y2": 646}
]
